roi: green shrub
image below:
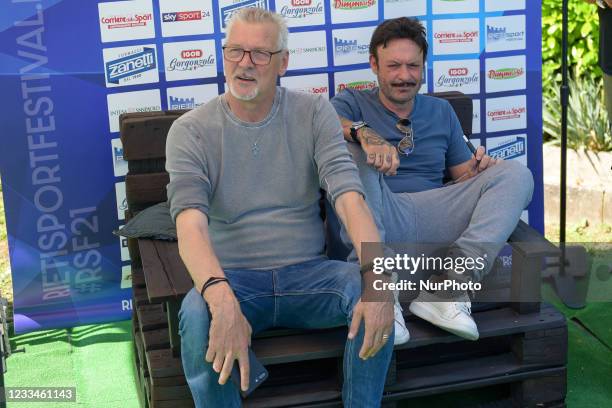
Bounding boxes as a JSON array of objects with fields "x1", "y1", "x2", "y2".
[
  {"x1": 543, "y1": 71, "x2": 611, "y2": 152},
  {"x1": 542, "y1": 0, "x2": 601, "y2": 87}
]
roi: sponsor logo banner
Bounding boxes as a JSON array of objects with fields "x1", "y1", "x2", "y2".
[
  {"x1": 121, "y1": 265, "x2": 132, "y2": 289},
  {"x1": 485, "y1": 0, "x2": 525, "y2": 12},
  {"x1": 332, "y1": 26, "x2": 376, "y2": 66},
  {"x1": 485, "y1": 55, "x2": 526, "y2": 93},
  {"x1": 485, "y1": 15, "x2": 526, "y2": 53},
  {"x1": 485, "y1": 95, "x2": 527, "y2": 133},
  {"x1": 287, "y1": 31, "x2": 328, "y2": 70},
  {"x1": 163, "y1": 40, "x2": 216, "y2": 81},
  {"x1": 115, "y1": 181, "x2": 127, "y2": 221},
  {"x1": 277, "y1": 0, "x2": 325, "y2": 27},
  {"x1": 281, "y1": 73, "x2": 330, "y2": 98},
  {"x1": 433, "y1": 59, "x2": 480, "y2": 94},
  {"x1": 432, "y1": 18, "x2": 480, "y2": 55},
  {"x1": 334, "y1": 68, "x2": 378, "y2": 94},
  {"x1": 486, "y1": 134, "x2": 527, "y2": 165},
  {"x1": 472, "y1": 99, "x2": 481, "y2": 134},
  {"x1": 432, "y1": 0, "x2": 478, "y2": 15},
  {"x1": 166, "y1": 84, "x2": 219, "y2": 110},
  {"x1": 384, "y1": 0, "x2": 427, "y2": 18},
  {"x1": 98, "y1": 0, "x2": 155, "y2": 43},
  {"x1": 119, "y1": 235, "x2": 130, "y2": 262},
  {"x1": 331, "y1": 0, "x2": 378, "y2": 24},
  {"x1": 159, "y1": 0, "x2": 214, "y2": 37},
  {"x1": 107, "y1": 89, "x2": 162, "y2": 133},
  {"x1": 111, "y1": 138, "x2": 127, "y2": 177},
  {"x1": 103, "y1": 45, "x2": 159, "y2": 88},
  {"x1": 219, "y1": 0, "x2": 268, "y2": 32}
]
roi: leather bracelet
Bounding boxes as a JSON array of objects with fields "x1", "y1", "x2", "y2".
[{"x1": 200, "y1": 277, "x2": 229, "y2": 298}]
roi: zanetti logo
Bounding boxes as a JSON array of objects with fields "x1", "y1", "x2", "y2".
[
  {"x1": 488, "y1": 68, "x2": 524, "y2": 80},
  {"x1": 489, "y1": 136, "x2": 526, "y2": 160},
  {"x1": 334, "y1": 37, "x2": 369, "y2": 56},
  {"x1": 333, "y1": 0, "x2": 376, "y2": 9},
  {"x1": 221, "y1": 0, "x2": 267, "y2": 29},
  {"x1": 487, "y1": 25, "x2": 524, "y2": 43},
  {"x1": 337, "y1": 80, "x2": 377, "y2": 92},
  {"x1": 163, "y1": 10, "x2": 211, "y2": 22},
  {"x1": 169, "y1": 96, "x2": 196, "y2": 109},
  {"x1": 105, "y1": 48, "x2": 156, "y2": 84}
]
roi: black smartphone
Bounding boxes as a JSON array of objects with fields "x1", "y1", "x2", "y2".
[{"x1": 231, "y1": 348, "x2": 268, "y2": 398}]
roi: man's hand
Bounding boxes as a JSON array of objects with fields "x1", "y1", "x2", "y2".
[
  {"x1": 357, "y1": 127, "x2": 401, "y2": 176},
  {"x1": 348, "y1": 299, "x2": 394, "y2": 359},
  {"x1": 449, "y1": 145, "x2": 499, "y2": 183},
  {"x1": 204, "y1": 284, "x2": 253, "y2": 392}
]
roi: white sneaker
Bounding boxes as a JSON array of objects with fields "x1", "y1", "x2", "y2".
[
  {"x1": 408, "y1": 290, "x2": 479, "y2": 341},
  {"x1": 393, "y1": 302, "x2": 410, "y2": 345},
  {"x1": 391, "y1": 272, "x2": 410, "y2": 345}
]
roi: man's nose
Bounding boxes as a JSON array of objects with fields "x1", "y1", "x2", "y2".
[{"x1": 238, "y1": 51, "x2": 255, "y2": 68}]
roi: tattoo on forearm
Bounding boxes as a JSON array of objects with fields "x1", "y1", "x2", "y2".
[{"x1": 360, "y1": 128, "x2": 392, "y2": 147}]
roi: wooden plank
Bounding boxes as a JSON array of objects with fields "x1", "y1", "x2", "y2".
[
  {"x1": 512, "y1": 327, "x2": 567, "y2": 366},
  {"x1": 511, "y1": 368, "x2": 567, "y2": 407},
  {"x1": 126, "y1": 173, "x2": 169, "y2": 211},
  {"x1": 128, "y1": 237, "x2": 142, "y2": 267},
  {"x1": 252, "y1": 304, "x2": 565, "y2": 365},
  {"x1": 137, "y1": 304, "x2": 167, "y2": 332},
  {"x1": 134, "y1": 286, "x2": 153, "y2": 307},
  {"x1": 146, "y1": 349, "x2": 185, "y2": 378},
  {"x1": 132, "y1": 266, "x2": 146, "y2": 288},
  {"x1": 150, "y1": 384, "x2": 192, "y2": 401},
  {"x1": 142, "y1": 328, "x2": 171, "y2": 351},
  {"x1": 153, "y1": 240, "x2": 192, "y2": 296},
  {"x1": 151, "y1": 375, "x2": 187, "y2": 388},
  {"x1": 167, "y1": 298, "x2": 182, "y2": 358},
  {"x1": 120, "y1": 112, "x2": 186, "y2": 161},
  {"x1": 139, "y1": 239, "x2": 175, "y2": 302},
  {"x1": 150, "y1": 399, "x2": 194, "y2": 408}
]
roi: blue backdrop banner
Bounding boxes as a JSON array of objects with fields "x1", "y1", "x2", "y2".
[{"x1": 0, "y1": 0, "x2": 543, "y2": 333}]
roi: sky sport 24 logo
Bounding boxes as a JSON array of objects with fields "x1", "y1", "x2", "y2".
[{"x1": 162, "y1": 10, "x2": 210, "y2": 22}]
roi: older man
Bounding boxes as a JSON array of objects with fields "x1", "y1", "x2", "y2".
[
  {"x1": 165, "y1": 8, "x2": 394, "y2": 408},
  {"x1": 330, "y1": 17, "x2": 534, "y2": 342}
]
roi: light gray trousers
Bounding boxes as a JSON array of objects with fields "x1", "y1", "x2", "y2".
[{"x1": 341, "y1": 143, "x2": 534, "y2": 281}]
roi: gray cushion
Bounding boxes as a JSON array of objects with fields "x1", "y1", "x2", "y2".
[{"x1": 114, "y1": 202, "x2": 177, "y2": 241}]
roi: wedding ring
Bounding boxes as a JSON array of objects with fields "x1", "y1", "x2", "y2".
[{"x1": 382, "y1": 334, "x2": 390, "y2": 340}]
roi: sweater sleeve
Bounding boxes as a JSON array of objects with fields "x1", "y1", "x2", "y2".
[
  {"x1": 312, "y1": 96, "x2": 365, "y2": 208},
  {"x1": 165, "y1": 120, "x2": 212, "y2": 223}
]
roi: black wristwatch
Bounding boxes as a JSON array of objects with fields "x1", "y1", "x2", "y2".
[{"x1": 349, "y1": 121, "x2": 367, "y2": 144}]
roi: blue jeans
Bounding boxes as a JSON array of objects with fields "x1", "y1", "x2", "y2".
[{"x1": 178, "y1": 258, "x2": 394, "y2": 407}]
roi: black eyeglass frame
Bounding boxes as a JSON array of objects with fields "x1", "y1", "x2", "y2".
[
  {"x1": 222, "y1": 46, "x2": 284, "y2": 66},
  {"x1": 396, "y1": 119, "x2": 415, "y2": 156}
]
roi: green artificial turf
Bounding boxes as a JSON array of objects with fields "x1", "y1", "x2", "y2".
[{"x1": 6, "y1": 321, "x2": 140, "y2": 408}]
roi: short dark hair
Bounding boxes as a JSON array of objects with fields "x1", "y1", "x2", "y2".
[{"x1": 369, "y1": 17, "x2": 428, "y2": 63}]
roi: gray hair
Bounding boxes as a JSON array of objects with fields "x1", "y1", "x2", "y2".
[{"x1": 225, "y1": 7, "x2": 289, "y2": 51}]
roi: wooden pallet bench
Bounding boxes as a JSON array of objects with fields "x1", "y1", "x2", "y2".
[{"x1": 120, "y1": 93, "x2": 568, "y2": 408}]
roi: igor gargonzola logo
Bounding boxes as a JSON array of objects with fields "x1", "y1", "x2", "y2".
[{"x1": 103, "y1": 45, "x2": 159, "y2": 88}]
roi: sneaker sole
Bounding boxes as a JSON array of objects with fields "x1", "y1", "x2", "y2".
[{"x1": 409, "y1": 302, "x2": 479, "y2": 341}]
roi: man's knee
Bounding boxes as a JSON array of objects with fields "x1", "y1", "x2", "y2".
[
  {"x1": 179, "y1": 287, "x2": 211, "y2": 339},
  {"x1": 495, "y1": 160, "x2": 534, "y2": 206}
]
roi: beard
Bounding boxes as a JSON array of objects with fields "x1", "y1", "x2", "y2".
[{"x1": 228, "y1": 82, "x2": 259, "y2": 101}]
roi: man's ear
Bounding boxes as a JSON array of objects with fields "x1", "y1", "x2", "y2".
[
  {"x1": 278, "y1": 50, "x2": 289, "y2": 76},
  {"x1": 369, "y1": 54, "x2": 378, "y2": 75}
]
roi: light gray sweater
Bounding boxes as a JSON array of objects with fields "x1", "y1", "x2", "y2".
[{"x1": 166, "y1": 87, "x2": 364, "y2": 270}]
